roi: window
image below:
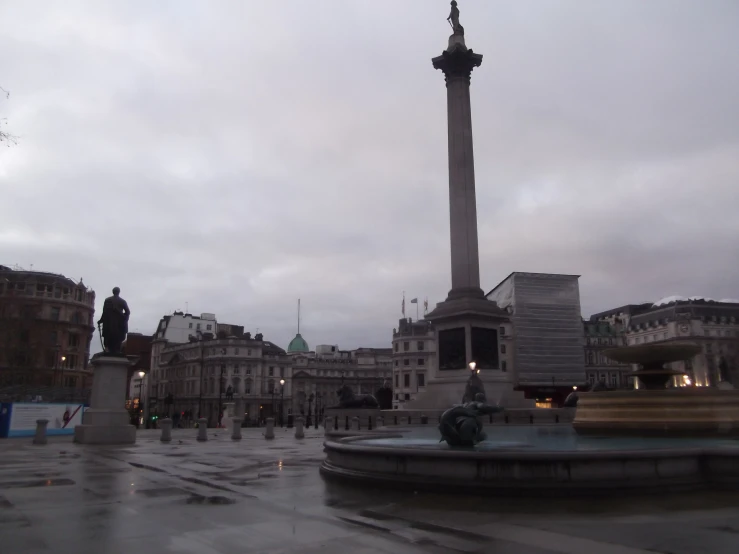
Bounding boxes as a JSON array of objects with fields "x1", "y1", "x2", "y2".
[
  {"x1": 235, "y1": 348, "x2": 239, "y2": 354},
  {"x1": 417, "y1": 373, "x2": 425, "y2": 387},
  {"x1": 395, "y1": 374, "x2": 399, "y2": 388},
  {"x1": 247, "y1": 349, "x2": 252, "y2": 356},
  {"x1": 189, "y1": 323, "x2": 193, "y2": 329},
  {"x1": 587, "y1": 352, "x2": 594, "y2": 365},
  {"x1": 50, "y1": 307, "x2": 60, "y2": 321},
  {"x1": 610, "y1": 373, "x2": 619, "y2": 387},
  {"x1": 280, "y1": 367, "x2": 284, "y2": 377},
  {"x1": 417, "y1": 358, "x2": 425, "y2": 366},
  {"x1": 403, "y1": 342, "x2": 409, "y2": 352},
  {"x1": 246, "y1": 367, "x2": 251, "y2": 376},
  {"x1": 197, "y1": 323, "x2": 201, "y2": 330},
  {"x1": 268, "y1": 367, "x2": 274, "y2": 377},
  {"x1": 417, "y1": 341, "x2": 424, "y2": 351},
  {"x1": 587, "y1": 373, "x2": 595, "y2": 385},
  {"x1": 403, "y1": 359, "x2": 409, "y2": 366},
  {"x1": 394, "y1": 343, "x2": 398, "y2": 352},
  {"x1": 68, "y1": 334, "x2": 79, "y2": 348},
  {"x1": 207, "y1": 324, "x2": 212, "y2": 331},
  {"x1": 394, "y1": 360, "x2": 398, "y2": 367},
  {"x1": 233, "y1": 366, "x2": 240, "y2": 375},
  {"x1": 499, "y1": 326, "x2": 506, "y2": 336},
  {"x1": 245, "y1": 380, "x2": 252, "y2": 394},
  {"x1": 404, "y1": 393, "x2": 410, "y2": 400},
  {"x1": 403, "y1": 373, "x2": 410, "y2": 387},
  {"x1": 501, "y1": 360, "x2": 507, "y2": 372},
  {"x1": 50, "y1": 331, "x2": 58, "y2": 346},
  {"x1": 500, "y1": 344, "x2": 506, "y2": 354}
]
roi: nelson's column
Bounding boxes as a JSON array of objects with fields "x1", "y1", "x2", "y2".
[{"x1": 408, "y1": 2, "x2": 530, "y2": 409}]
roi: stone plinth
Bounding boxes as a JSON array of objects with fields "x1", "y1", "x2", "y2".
[
  {"x1": 74, "y1": 355, "x2": 136, "y2": 445},
  {"x1": 574, "y1": 388, "x2": 739, "y2": 436}
]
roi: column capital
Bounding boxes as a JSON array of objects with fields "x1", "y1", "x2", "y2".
[{"x1": 432, "y1": 48, "x2": 483, "y2": 85}]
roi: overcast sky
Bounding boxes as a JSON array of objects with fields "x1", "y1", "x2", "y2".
[{"x1": 1, "y1": 0, "x2": 738, "y2": 352}]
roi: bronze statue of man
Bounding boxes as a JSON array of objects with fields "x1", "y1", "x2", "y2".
[
  {"x1": 98, "y1": 287, "x2": 131, "y2": 355},
  {"x1": 447, "y1": 0, "x2": 464, "y2": 36}
]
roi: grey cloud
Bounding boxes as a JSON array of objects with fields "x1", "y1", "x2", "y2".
[{"x1": 1, "y1": 0, "x2": 738, "y2": 352}]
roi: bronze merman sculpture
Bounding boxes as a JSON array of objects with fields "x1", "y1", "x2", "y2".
[
  {"x1": 97, "y1": 287, "x2": 131, "y2": 355},
  {"x1": 439, "y1": 370, "x2": 504, "y2": 447}
]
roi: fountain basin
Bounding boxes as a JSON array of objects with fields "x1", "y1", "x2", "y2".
[
  {"x1": 320, "y1": 425, "x2": 739, "y2": 495},
  {"x1": 574, "y1": 388, "x2": 739, "y2": 436}
]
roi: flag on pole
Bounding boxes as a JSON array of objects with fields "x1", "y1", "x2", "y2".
[
  {"x1": 424, "y1": 297, "x2": 428, "y2": 314},
  {"x1": 410, "y1": 298, "x2": 418, "y2": 304},
  {"x1": 401, "y1": 293, "x2": 405, "y2": 317}
]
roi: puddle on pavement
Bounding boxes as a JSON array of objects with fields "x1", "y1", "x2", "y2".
[
  {"x1": 136, "y1": 487, "x2": 190, "y2": 498},
  {"x1": 186, "y1": 494, "x2": 236, "y2": 505},
  {"x1": 0, "y1": 478, "x2": 75, "y2": 489}
]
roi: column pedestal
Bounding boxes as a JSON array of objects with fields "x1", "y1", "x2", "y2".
[{"x1": 74, "y1": 355, "x2": 136, "y2": 445}]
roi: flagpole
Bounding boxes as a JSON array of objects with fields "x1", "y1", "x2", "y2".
[{"x1": 416, "y1": 301, "x2": 419, "y2": 321}]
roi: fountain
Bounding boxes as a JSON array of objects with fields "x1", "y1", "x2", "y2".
[
  {"x1": 574, "y1": 343, "x2": 739, "y2": 436},
  {"x1": 320, "y1": 4, "x2": 739, "y2": 494}
]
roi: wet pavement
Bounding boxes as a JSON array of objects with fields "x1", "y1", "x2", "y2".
[{"x1": 2, "y1": 427, "x2": 739, "y2": 553}]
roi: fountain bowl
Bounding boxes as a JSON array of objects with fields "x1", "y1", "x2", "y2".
[{"x1": 320, "y1": 425, "x2": 739, "y2": 495}]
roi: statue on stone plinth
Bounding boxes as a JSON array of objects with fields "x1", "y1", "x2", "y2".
[
  {"x1": 97, "y1": 287, "x2": 130, "y2": 355},
  {"x1": 439, "y1": 393, "x2": 502, "y2": 447},
  {"x1": 447, "y1": 0, "x2": 464, "y2": 36}
]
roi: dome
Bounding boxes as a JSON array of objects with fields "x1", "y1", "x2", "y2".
[{"x1": 287, "y1": 333, "x2": 309, "y2": 353}]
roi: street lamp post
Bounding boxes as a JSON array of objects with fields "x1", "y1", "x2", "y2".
[
  {"x1": 59, "y1": 355, "x2": 67, "y2": 388},
  {"x1": 218, "y1": 364, "x2": 225, "y2": 428},
  {"x1": 279, "y1": 378, "x2": 285, "y2": 427},
  {"x1": 314, "y1": 392, "x2": 321, "y2": 429},
  {"x1": 136, "y1": 371, "x2": 145, "y2": 427}
]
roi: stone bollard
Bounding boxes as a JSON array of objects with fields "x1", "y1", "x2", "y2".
[
  {"x1": 33, "y1": 419, "x2": 49, "y2": 445},
  {"x1": 324, "y1": 417, "x2": 334, "y2": 437},
  {"x1": 160, "y1": 418, "x2": 173, "y2": 442},
  {"x1": 265, "y1": 417, "x2": 275, "y2": 440},
  {"x1": 420, "y1": 415, "x2": 428, "y2": 425},
  {"x1": 295, "y1": 416, "x2": 305, "y2": 439},
  {"x1": 352, "y1": 416, "x2": 360, "y2": 431},
  {"x1": 377, "y1": 416, "x2": 384, "y2": 428},
  {"x1": 231, "y1": 418, "x2": 242, "y2": 440},
  {"x1": 196, "y1": 418, "x2": 208, "y2": 441}
]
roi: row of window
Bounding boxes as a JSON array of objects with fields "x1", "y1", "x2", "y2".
[
  {"x1": 394, "y1": 372, "x2": 426, "y2": 389},
  {"x1": 1, "y1": 282, "x2": 93, "y2": 304},
  {"x1": 395, "y1": 340, "x2": 425, "y2": 352},
  {"x1": 158, "y1": 377, "x2": 286, "y2": 397}
]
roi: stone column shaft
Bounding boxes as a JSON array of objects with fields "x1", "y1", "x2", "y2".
[
  {"x1": 433, "y1": 48, "x2": 484, "y2": 300},
  {"x1": 446, "y1": 76, "x2": 480, "y2": 295}
]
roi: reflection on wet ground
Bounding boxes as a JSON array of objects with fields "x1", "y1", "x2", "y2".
[{"x1": 1, "y1": 428, "x2": 739, "y2": 553}]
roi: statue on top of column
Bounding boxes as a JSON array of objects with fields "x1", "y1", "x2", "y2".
[{"x1": 447, "y1": 0, "x2": 464, "y2": 36}]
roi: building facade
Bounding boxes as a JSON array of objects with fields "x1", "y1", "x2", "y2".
[
  {"x1": 590, "y1": 297, "x2": 739, "y2": 388},
  {"x1": 582, "y1": 320, "x2": 631, "y2": 389},
  {"x1": 290, "y1": 344, "x2": 393, "y2": 417},
  {"x1": 0, "y1": 265, "x2": 95, "y2": 390},
  {"x1": 486, "y1": 272, "x2": 586, "y2": 405},
  {"x1": 149, "y1": 335, "x2": 292, "y2": 426},
  {"x1": 391, "y1": 318, "x2": 435, "y2": 409},
  {"x1": 153, "y1": 311, "x2": 219, "y2": 343}
]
